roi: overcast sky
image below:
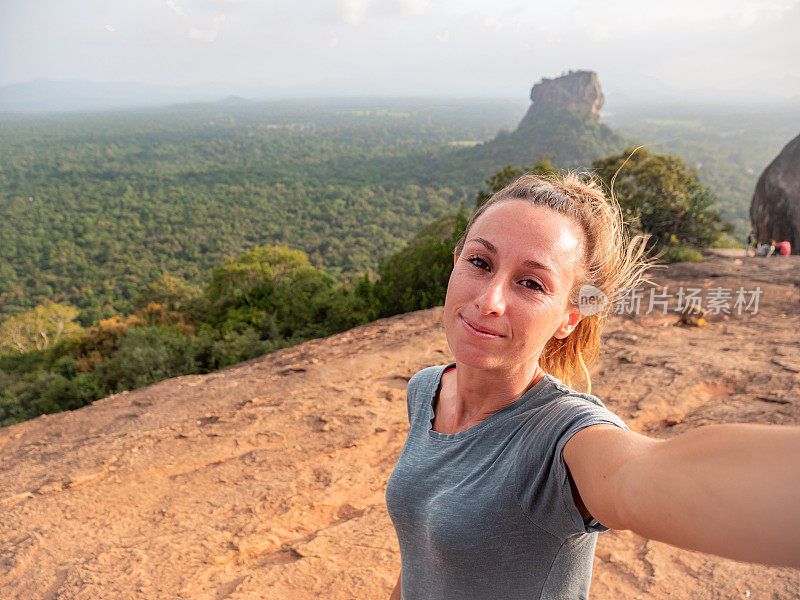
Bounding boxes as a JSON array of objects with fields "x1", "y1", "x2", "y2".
[{"x1": 2, "y1": 0, "x2": 799, "y2": 104}]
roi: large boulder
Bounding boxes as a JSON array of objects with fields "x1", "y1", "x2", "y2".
[
  {"x1": 518, "y1": 70, "x2": 604, "y2": 128},
  {"x1": 750, "y1": 133, "x2": 800, "y2": 254}
]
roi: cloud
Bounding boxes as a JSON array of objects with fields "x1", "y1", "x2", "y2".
[
  {"x1": 163, "y1": 0, "x2": 227, "y2": 43},
  {"x1": 104, "y1": 24, "x2": 116, "y2": 33},
  {"x1": 435, "y1": 28, "x2": 450, "y2": 43},
  {"x1": 343, "y1": 0, "x2": 369, "y2": 25},
  {"x1": 337, "y1": 0, "x2": 432, "y2": 25},
  {"x1": 165, "y1": 0, "x2": 187, "y2": 18},
  {"x1": 187, "y1": 13, "x2": 226, "y2": 42},
  {"x1": 730, "y1": 1, "x2": 794, "y2": 28},
  {"x1": 398, "y1": 0, "x2": 430, "y2": 15}
]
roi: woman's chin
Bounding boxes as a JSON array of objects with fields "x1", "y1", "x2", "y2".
[
  {"x1": 446, "y1": 330, "x2": 505, "y2": 369},
  {"x1": 448, "y1": 347, "x2": 507, "y2": 370}
]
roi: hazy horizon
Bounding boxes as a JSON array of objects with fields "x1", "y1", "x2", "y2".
[{"x1": 2, "y1": 0, "x2": 799, "y2": 110}]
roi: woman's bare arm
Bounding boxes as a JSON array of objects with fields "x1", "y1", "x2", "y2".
[
  {"x1": 389, "y1": 571, "x2": 401, "y2": 600},
  {"x1": 564, "y1": 423, "x2": 800, "y2": 567}
]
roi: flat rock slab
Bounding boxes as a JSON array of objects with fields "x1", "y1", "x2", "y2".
[{"x1": 1, "y1": 256, "x2": 799, "y2": 599}]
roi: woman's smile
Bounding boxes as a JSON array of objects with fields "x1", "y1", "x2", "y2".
[{"x1": 459, "y1": 314, "x2": 505, "y2": 339}]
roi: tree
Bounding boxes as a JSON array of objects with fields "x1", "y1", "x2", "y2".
[
  {"x1": 202, "y1": 245, "x2": 345, "y2": 340},
  {"x1": 0, "y1": 302, "x2": 84, "y2": 355},
  {"x1": 93, "y1": 325, "x2": 198, "y2": 393},
  {"x1": 132, "y1": 271, "x2": 199, "y2": 313},
  {"x1": 592, "y1": 148, "x2": 732, "y2": 252},
  {"x1": 475, "y1": 156, "x2": 557, "y2": 207},
  {"x1": 133, "y1": 301, "x2": 196, "y2": 334},
  {"x1": 371, "y1": 210, "x2": 469, "y2": 317},
  {"x1": 0, "y1": 370, "x2": 102, "y2": 426},
  {"x1": 74, "y1": 313, "x2": 146, "y2": 373}
]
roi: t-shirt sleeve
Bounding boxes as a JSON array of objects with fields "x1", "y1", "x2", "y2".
[
  {"x1": 515, "y1": 395, "x2": 629, "y2": 540},
  {"x1": 404, "y1": 366, "x2": 440, "y2": 427}
]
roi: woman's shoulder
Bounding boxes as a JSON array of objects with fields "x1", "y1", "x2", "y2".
[
  {"x1": 407, "y1": 364, "x2": 451, "y2": 393},
  {"x1": 542, "y1": 375, "x2": 611, "y2": 409},
  {"x1": 531, "y1": 375, "x2": 626, "y2": 429},
  {"x1": 404, "y1": 364, "x2": 452, "y2": 425}
]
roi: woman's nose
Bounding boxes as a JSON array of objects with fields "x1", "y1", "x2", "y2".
[{"x1": 477, "y1": 279, "x2": 506, "y2": 315}]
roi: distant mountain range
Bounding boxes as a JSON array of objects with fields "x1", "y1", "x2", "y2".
[{"x1": 0, "y1": 79, "x2": 259, "y2": 113}]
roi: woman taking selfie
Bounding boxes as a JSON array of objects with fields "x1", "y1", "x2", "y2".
[{"x1": 384, "y1": 173, "x2": 800, "y2": 599}]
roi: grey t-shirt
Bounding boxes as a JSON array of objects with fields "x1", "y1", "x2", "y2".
[{"x1": 385, "y1": 364, "x2": 629, "y2": 600}]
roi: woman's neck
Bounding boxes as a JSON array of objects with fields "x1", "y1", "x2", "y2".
[{"x1": 438, "y1": 361, "x2": 544, "y2": 430}]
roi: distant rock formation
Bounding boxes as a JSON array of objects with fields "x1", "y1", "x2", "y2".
[
  {"x1": 750, "y1": 132, "x2": 800, "y2": 254},
  {"x1": 467, "y1": 69, "x2": 624, "y2": 171},
  {"x1": 518, "y1": 70, "x2": 604, "y2": 129}
]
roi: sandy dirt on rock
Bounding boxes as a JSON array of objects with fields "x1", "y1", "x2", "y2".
[{"x1": 1, "y1": 254, "x2": 799, "y2": 599}]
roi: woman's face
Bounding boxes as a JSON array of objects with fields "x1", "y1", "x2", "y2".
[{"x1": 444, "y1": 200, "x2": 584, "y2": 371}]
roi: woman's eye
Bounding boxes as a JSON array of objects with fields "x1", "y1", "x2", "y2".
[
  {"x1": 521, "y1": 279, "x2": 544, "y2": 292},
  {"x1": 467, "y1": 256, "x2": 490, "y2": 271}
]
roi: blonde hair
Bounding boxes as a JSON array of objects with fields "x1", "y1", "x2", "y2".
[{"x1": 454, "y1": 172, "x2": 652, "y2": 393}]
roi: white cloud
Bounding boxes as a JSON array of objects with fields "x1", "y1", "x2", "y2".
[
  {"x1": 104, "y1": 24, "x2": 116, "y2": 33},
  {"x1": 165, "y1": 0, "x2": 187, "y2": 18},
  {"x1": 435, "y1": 28, "x2": 450, "y2": 43},
  {"x1": 162, "y1": 0, "x2": 228, "y2": 43},
  {"x1": 343, "y1": 0, "x2": 369, "y2": 25},
  {"x1": 187, "y1": 13, "x2": 226, "y2": 42},
  {"x1": 399, "y1": 0, "x2": 430, "y2": 15},
  {"x1": 730, "y1": 1, "x2": 793, "y2": 28}
]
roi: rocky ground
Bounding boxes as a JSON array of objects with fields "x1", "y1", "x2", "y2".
[{"x1": 1, "y1": 252, "x2": 799, "y2": 599}]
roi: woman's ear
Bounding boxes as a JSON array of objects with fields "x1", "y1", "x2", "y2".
[{"x1": 554, "y1": 310, "x2": 582, "y2": 339}]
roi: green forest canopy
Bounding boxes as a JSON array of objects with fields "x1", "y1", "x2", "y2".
[
  {"x1": 1, "y1": 98, "x2": 796, "y2": 329},
  {"x1": 0, "y1": 139, "x2": 741, "y2": 428}
]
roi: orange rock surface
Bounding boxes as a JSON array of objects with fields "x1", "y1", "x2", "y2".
[{"x1": 1, "y1": 253, "x2": 799, "y2": 599}]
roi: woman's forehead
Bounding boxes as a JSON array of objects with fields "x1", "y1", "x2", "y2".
[{"x1": 468, "y1": 201, "x2": 583, "y2": 258}]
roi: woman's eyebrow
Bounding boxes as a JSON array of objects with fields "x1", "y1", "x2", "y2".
[{"x1": 466, "y1": 237, "x2": 558, "y2": 275}]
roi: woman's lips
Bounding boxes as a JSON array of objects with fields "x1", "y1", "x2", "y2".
[{"x1": 460, "y1": 315, "x2": 504, "y2": 338}]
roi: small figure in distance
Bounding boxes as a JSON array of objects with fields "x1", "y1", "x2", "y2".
[
  {"x1": 768, "y1": 239, "x2": 777, "y2": 257},
  {"x1": 745, "y1": 230, "x2": 757, "y2": 256},
  {"x1": 775, "y1": 239, "x2": 792, "y2": 256},
  {"x1": 755, "y1": 240, "x2": 773, "y2": 257}
]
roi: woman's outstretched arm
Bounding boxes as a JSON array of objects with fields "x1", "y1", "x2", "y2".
[{"x1": 564, "y1": 423, "x2": 800, "y2": 567}]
